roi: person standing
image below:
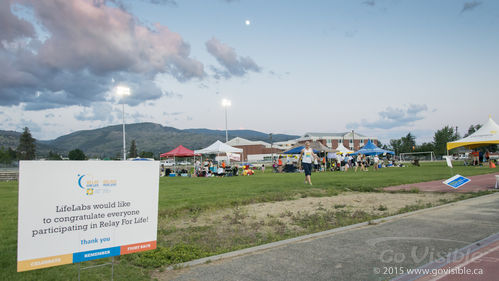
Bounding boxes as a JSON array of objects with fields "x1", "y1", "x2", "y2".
[
  {"x1": 355, "y1": 153, "x2": 362, "y2": 172},
  {"x1": 299, "y1": 141, "x2": 318, "y2": 185},
  {"x1": 373, "y1": 154, "x2": 379, "y2": 171}
]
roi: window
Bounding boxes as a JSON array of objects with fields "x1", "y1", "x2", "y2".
[
  {"x1": 349, "y1": 139, "x2": 353, "y2": 144},
  {"x1": 326, "y1": 139, "x2": 332, "y2": 147},
  {"x1": 360, "y1": 139, "x2": 364, "y2": 145}
]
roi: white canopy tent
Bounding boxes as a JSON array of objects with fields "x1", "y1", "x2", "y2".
[
  {"x1": 194, "y1": 140, "x2": 243, "y2": 154},
  {"x1": 336, "y1": 143, "x2": 354, "y2": 154},
  {"x1": 447, "y1": 117, "x2": 499, "y2": 151},
  {"x1": 195, "y1": 140, "x2": 243, "y2": 164}
]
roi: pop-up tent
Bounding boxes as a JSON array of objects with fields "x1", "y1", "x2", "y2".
[
  {"x1": 447, "y1": 117, "x2": 499, "y2": 151},
  {"x1": 160, "y1": 145, "x2": 199, "y2": 166},
  {"x1": 160, "y1": 145, "x2": 197, "y2": 158},
  {"x1": 351, "y1": 140, "x2": 395, "y2": 156},
  {"x1": 194, "y1": 140, "x2": 243, "y2": 154},
  {"x1": 336, "y1": 143, "x2": 354, "y2": 154},
  {"x1": 282, "y1": 141, "x2": 336, "y2": 154}
]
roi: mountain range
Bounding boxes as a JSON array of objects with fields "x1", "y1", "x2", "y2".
[{"x1": 0, "y1": 123, "x2": 298, "y2": 158}]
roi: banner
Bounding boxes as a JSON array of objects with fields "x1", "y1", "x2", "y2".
[
  {"x1": 227, "y1": 152, "x2": 241, "y2": 161},
  {"x1": 17, "y1": 161, "x2": 159, "y2": 272}
]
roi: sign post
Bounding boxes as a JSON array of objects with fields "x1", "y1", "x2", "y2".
[{"x1": 17, "y1": 161, "x2": 159, "y2": 272}]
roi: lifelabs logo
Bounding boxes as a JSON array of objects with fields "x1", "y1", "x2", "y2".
[{"x1": 77, "y1": 174, "x2": 117, "y2": 195}]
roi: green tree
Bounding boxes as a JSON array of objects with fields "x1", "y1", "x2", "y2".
[
  {"x1": 416, "y1": 142, "x2": 435, "y2": 153},
  {"x1": 389, "y1": 139, "x2": 402, "y2": 155},
  {"x1": 17, "y1": 127, "x2": 36, "y2": 160},
  {"x1": 0, "y1": 146, "x2": 12, "y2": 165},
  {"x1": 464, "y1": 124, "x2": 481, "y2": 137},
  {"x1": 68, "y1": 149, "x2": 86, "y2": 160},
  {"x1": 128, "y1": 140, "x2": 138, "y2": 158},
  {"x1": 400, "y1": 133, "x2": 416, "y2": 153},
  {"x1": 433, "y1": 126, "x2": 460, "y2": 156},
  {"x1": 139, "y1": 151, "x2": 154, "y2": 159},
  {"x1": 47, "y1": 150, "x2": 62, "y2": 160},
  {"x1": 7, "y1": 147, "x2": 16, "y2": 159}
]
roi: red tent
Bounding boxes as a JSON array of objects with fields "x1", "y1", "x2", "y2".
[{"x1": 160, "y1": 145, "x2": 198, "y2": 158}]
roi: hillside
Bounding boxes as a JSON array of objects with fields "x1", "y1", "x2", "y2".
[
  {"x1": 1, "y1": 123, "x2": 298, "y2": 158},
  {"x1": 0, "y1": 130, "x2": 56, "y2": 156}
]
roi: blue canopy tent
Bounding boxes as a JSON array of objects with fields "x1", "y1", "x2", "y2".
[
  {"x1": 351, "y1": 140, "x2": 395, "y2": 156},
  {"x1": 283, "y1": 146, "x2": 319, "y2": 154}
]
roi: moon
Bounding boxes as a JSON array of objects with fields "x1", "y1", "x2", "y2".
[{"x1": 245, "y1": 20, "x2": 251, "y2": 26}]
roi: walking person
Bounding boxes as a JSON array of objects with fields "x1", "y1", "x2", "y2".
[
  {"x1": 355, "y1": 153, "x2": 362, "y2": 172},
  {"x1": 299, "y1": 141, "x2": 319, "y2": 185},
  {"x1": 373, "y1": 154, "x2": 379, "y2": 171}
]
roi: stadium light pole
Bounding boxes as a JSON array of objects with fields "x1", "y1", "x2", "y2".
[
  {"x1": 221, "y1": 99, "x2": 231, "y2": 142},
  {"x1": 269, "y1": 133, "x2": 273, "y2": 161},
  {"x1": 116, "y1": 86, "x2": 131, "y2": 160}
]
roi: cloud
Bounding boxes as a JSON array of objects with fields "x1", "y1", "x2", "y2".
[
  {"x1": 205, "y1": 37, "x2": 261, "y2": 78},
  {"x1": 162, "y1": 112, "x2": 182, "y2": 116},
  {"x1": 461, "y1": 1, "x2": 482, "y2": 13},
  {"x1": 19, "y1": 118, "x2": 41, "y2": 132},
  {"x1": 362, "y1": 0, "x2": 375, "y2": 7},
  {"x1": 0, "y1": 1, "x2": 35, "y2": 42},
  {"x1": 137, "y1": 0, "x2": 177, "y2": 6},
  {"x1": 0, "y1": 0, "x2": 204, "y2": 110},
  {"x1": 74, "y1": 102, "x2": 115, "y2": 122},
  {"x1": 347, "y1": 104, "x2": 428, "y2": 130}
]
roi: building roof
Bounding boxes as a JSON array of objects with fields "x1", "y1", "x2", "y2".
[
  {"x1": 302, "y1": 132, "x2": 367, "y2": 138},
  {"x1": 227, "y1": 137, "x2": 271, "y2": 147}
]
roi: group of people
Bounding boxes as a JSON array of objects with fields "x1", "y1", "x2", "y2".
[
  {"x1": 469, "y1": 150, "x2": 496, "y2": 168},
  {"x1": 329, "y1": 153, "x2": 383, "y2": 172},
  {"x1": 297, "y1": 141, "x2": 388, "y2": 185}
]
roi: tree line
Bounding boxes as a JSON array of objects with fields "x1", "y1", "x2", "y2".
[{"x1": 382, "y1": 124, "x2": 497, "y2": 156}]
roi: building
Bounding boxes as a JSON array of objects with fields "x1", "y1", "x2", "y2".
[
  {"x1": 297, "y1": 132, "x2": 378, "y2": 151},
  {"x1": 226, "y1": 137, "x2": 283, "y2": 162}
]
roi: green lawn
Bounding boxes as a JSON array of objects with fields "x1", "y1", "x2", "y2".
[
  {"x1": 157, "y1": 161, "x2": 497, "y2": 213},
  {"x1": 1, "y1": 162, "x2": 497, "y2": 280}
]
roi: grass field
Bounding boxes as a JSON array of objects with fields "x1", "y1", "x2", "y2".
[{"x1": 1, "y1": 162, "x2": 497, "y2": 280}]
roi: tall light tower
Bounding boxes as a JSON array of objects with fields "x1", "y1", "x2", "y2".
[
  {"x1": 116, "y1": 86, "x2": 131, "y2": 160},
  {"x1": 221, "y1": 99, "x2": 231, "y2": 142}
]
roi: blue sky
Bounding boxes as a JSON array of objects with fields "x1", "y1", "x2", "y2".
[{"x1": 1, "y1": 0, "x2": 498, "y2": 144}]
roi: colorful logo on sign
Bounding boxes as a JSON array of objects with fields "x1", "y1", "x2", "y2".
[{"x1": 77, "y1": 174, "x2": 117, "y2": 195}]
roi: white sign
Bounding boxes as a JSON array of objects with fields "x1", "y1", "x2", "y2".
[
  {"x1": 227, "y1": 152, "x2": 241, "y2": 161},
  {"x1": 17, "y1": 161, "x2": 159, "y2": 272},
  {"x1": 443, "y1": 156, "x2": 453, "y2": 168}
]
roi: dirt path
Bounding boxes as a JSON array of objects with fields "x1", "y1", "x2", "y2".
[{"x1": 165, "y1": 192, "x2": 462, "y2": 230}]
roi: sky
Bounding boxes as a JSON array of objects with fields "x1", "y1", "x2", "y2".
[{"x1": 1, "y1": 0, "x2": 498, "y2": 144}]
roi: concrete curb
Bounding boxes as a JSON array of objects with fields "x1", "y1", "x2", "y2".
[{"x1": 166, "y1": 191, "x2": 499, "y2": 271}]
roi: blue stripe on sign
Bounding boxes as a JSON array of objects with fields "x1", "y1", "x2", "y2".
[{"x1": 73, "y1": 246, "x2": 120, "y2": 263}]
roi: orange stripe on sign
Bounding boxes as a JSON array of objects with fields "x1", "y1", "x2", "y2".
[
  {"x1": 17, "y1": 254, "x2": 73, "y2": 272},
  {"x1": 120, "y1": 241, "x2": 157, "y2": 255}
]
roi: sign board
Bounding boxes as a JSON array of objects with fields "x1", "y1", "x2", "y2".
[
  {"x1": 443, "y1": 156, "x2": 453, "y2": 168},
  {"x1": 227, "y1": 152, "x2": 241, "y2": 161},
  {"x1": 443, "y1": 174, "x2": 470, "y2": 189},
  {"x1": 17, "y1": 161, "x2": 159, "y2": 272}
]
